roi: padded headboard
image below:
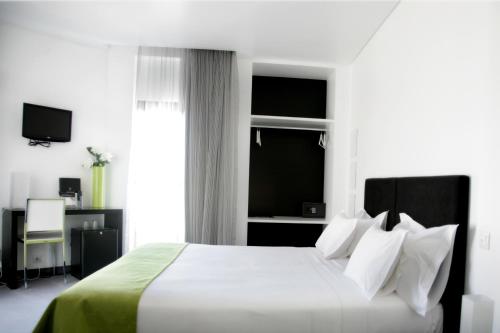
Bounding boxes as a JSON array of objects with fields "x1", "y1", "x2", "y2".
[{"x1": 364, "y1": 175, "x2": 470, "y2": 333}]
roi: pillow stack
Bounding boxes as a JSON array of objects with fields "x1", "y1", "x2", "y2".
[
  {"x1": 315, "y1": 210, "x2": 458, "y2": 316},
  {"x1": 316, "y1": 209, "x2": 402, "y2": 299}
]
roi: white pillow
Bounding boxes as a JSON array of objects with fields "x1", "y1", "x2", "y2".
[
  {"x1": 392, "y1": 213, "x2": 458, "y2": 316},
  {"x1": 315, "y1": 213, "x2": 357, "y2": 259},
  {"x1": 394, "y1": 214, "x2": 426, "y2": 233},
  {"x1": 344, "y1": 225, "x2": 407, "y2": 299},
  {"x1": 355, "y1": 209, "x2": 371, "y2": 219},
  {"x1": 346, "y1": 210, "x2": 388, "y2": 256}
]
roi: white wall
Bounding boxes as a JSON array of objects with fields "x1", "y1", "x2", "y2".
[
  {"x1": 235, "y1": 56, "x2": 252, "y2": 245},
  {"x1": 350, "y1": 2, "x2": 500, "y2": 330},
  {"x1": 0, "y1": 23, "x2": 136, "y2": 267},
  {"x1": 330, "y1": 67, "x2": 352, "y2": 218}
]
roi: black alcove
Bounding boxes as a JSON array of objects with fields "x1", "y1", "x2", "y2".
[{"x1": 248, "y1": 128, "x2": 325, "y2": 217}]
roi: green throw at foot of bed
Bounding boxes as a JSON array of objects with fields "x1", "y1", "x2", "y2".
[{"x1": 33, "y1": 243, "x2": 187, "y2": 333}]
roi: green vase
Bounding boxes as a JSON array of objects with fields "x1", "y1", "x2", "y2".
[{"x1": 92, "y1": 166, "x2": 105, "y2": 208}]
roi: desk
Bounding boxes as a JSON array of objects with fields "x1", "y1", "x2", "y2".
[{"x1": 1, "y1": 208, "x2": 123, "y2": 289}]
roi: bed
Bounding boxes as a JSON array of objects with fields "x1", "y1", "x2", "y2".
[
  {"x1": 138, "y1": 244, "x2": 443, "y2": 333},
  {"x1": 34, "y1": 175, "x2": 469, "y2": 333}
]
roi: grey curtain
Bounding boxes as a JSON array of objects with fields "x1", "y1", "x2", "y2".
[{"x1": 183, "y1": 49, "x2": 238, "y2": 245}]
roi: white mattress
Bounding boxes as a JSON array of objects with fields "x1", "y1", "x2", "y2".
[{"x1": 138, "y1": 244, "x2": 442, "y2": 333}]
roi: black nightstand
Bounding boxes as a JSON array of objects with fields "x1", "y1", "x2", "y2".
[{"x1": 71, "y1": 228, "x2": 119, "y2": 279}]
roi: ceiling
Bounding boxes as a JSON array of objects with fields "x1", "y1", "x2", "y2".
[{"x1": 0, "y1": 1, "x2": 398, "y2": 65}]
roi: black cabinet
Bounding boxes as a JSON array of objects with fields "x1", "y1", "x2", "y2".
[
  {"x1": 71, "y1": 228, "x2": 118, "y2": 279},
  {"x1": 251, "y1": 76, "x2": 327, "y2": 118},
  {"x1": 247, "y1": 75, "x2": 328, "y2": 247}
]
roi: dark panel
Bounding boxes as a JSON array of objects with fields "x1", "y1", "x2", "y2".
[
  {"x1": 71, "y1": 228, "x2": 82, "y2": 279},
  {"x1": 251, "y1": 76, "x2": 327, "y2": 119},
  {"x1": 395, "y1": 176, "x2": 469, "y2": 333},
  {"x1": 248, "y1": 128, "x2": 325, "y2": 217},
  {"x1": 102, "y1": 210, "x2": 124, "y2": 256},
  {"x1": 1, "y1": 209, "x2": 16, "y2": 287},
  {"x1": 364, "y1": 177, "x2": 397, "y2": 227},
  {"x1": 71, "y1": 228, "x2": 119, "y2": 279},
  {"x1": 82, "y1": 229, "x2": 118, "y2": 277},
  {"x1": 247, "y1": 222, "x2": 324, "y2": 247},
  {"x1": 364, "y1": 175, "x2": 470, "y2": 333}
]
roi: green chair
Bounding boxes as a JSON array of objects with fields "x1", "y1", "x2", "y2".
[{"x1": 23, "y1": 199, "x2": 67, "y2": 288}]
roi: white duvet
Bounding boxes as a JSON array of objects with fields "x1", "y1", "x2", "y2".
[{"x1": 138, "y1": 244, "x2": 442, "y2": 333}]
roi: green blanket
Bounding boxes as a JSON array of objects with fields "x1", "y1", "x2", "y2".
[{"x1": 33, "y1": 243, "x2": 187, "y2": 333}]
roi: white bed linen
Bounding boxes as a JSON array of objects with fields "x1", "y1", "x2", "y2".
[{"x1": 138, "y1": 244, "x2": 442, "y2": 333}]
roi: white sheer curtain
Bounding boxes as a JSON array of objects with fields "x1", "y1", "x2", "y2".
[
  {"x1": 128, "y1": 47, "x2": 238, "y2": 248},
  {"x1": 128, "y1": 47, "x2": 186, "y2": 248}
]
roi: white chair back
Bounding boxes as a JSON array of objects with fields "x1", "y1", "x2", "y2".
[{"x1": 26, "y1": 199, "x2": 65, "y2": 232}]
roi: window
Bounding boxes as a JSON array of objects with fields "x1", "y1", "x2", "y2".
[{"x1": 128, "y1": 54, "x2": 185, "y2": 248}]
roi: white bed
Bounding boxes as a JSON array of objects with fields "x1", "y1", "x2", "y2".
[{"x1": 138, "y1": 244, "x2": 442, "y2": 333}]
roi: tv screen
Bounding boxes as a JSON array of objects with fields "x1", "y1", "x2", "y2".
[{"x1": 22, "y1": 103, "x2": 72, "y2": 142}]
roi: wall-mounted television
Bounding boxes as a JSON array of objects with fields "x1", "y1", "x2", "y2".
[{"x1": 22, "y1": 103, "x2": 72, "y2": 143}]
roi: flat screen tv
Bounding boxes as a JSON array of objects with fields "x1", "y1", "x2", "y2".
[{"x1": 22, "y1": 103, "x2": 72, "y2": 142}]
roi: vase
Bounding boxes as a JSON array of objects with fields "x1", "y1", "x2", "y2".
[{"x1": 92, "y1": 166, "x2": 105, "y2": 208}]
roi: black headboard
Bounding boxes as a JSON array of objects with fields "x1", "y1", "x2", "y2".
[{"x1": 364, "y1": 175, "x2": 470, "y2": 333}]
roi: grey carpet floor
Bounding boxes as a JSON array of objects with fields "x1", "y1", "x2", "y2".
[{"x1": 0, "y1": 275, "x2": 77, "y2": 333}]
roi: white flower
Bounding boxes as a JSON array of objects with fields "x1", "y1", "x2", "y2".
[
  {"x1": 82, "y1": 158, "x2": 94, "y2": 169},
  {"x1": 102, "y1": 152, "x2": 113, "y2": 162},
  {"x1": 86, "y1": 146, "x2": 113, "y2": 166}
]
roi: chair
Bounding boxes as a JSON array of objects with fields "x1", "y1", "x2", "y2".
[{"x1": 23, "y1": 199, "x2": 67, "y2": 288}]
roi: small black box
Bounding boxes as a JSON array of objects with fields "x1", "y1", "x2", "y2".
[
  {"x1": 302, "y1": 202, "x2": 326, "y2": 218},
  {"x1": 59, "y1": 178, "x2": 81, "y2": 196}
]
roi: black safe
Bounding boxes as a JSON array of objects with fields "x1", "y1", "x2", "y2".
[
  {"x1": 71, "y1": 228, "x2": 119, "y2": 279},
  {"x1": 302, "y1": 202, "x2": 326, "y2": 218}
]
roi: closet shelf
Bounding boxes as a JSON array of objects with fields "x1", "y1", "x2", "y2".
[
  {"x1": 250, "y1": 115, "x2": 333, "y2": 131},
  {"x1": 248, "y1": 216, "x2": 328, "y2": 224}
]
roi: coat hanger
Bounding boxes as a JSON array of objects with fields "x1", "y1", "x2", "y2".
[{"x1": 319, "y1": 132, "x2": 327, "y2": 149}]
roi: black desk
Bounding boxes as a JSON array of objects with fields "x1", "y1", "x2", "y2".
[{"x1": 1, "y1": 207, "x2": 123, "y2": 289}]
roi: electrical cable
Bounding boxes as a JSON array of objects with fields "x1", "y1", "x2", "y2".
[{"x1": 28, "y1": 139, "x2": 51, "y2": 148}]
